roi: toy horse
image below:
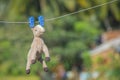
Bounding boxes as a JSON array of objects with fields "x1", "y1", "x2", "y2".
[{"x1": 26, "y1": 24, "x2": 50, "y2": 74}]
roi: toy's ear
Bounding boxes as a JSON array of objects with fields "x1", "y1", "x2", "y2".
[
  {"x1": 31, "y1": 28, "x2": 34, "y2": 31},
  {"x1": 30, "y1": 26, "x2": 35, "y2": 31}
]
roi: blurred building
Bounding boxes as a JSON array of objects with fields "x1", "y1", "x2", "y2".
[{"x1": 90, "y1": 30, "x2": 120, "y2": 79}]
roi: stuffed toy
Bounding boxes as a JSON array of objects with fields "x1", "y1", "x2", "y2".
[{"x1": 26, "y1": 24, "x2": 50, "y2": 74}]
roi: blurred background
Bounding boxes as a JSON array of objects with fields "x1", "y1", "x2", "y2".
[{"x1": 0, "y1": 0, "x2": 120, "y2": 80}]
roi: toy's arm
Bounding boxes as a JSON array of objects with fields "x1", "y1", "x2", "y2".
[
  {"x1": 26, "y1": 42, "x2": 37, "y2": 74},
  {"x1": 30, "y1": 40, "x2": 38, "y2": 62},
  {"x1": 42, "y1": 40, "x2": 50, "y2": 61}
]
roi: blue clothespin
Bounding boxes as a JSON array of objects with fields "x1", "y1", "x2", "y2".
[
  {"x1": 38, "y1": 16, "x2": 44, "y2": 27},
  {"x1": 29, "y1": 16, "x2": 34, "y2": 28}
]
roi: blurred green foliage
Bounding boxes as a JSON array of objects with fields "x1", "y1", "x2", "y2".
[
  {"x1": 94, "y1": 54, "x2": 120, "y2": 80},
  {"x1": 82, "y1": 52, "x2": 92, "y2": 70},
  {"x1": 0, "y1": 0, "x2": 120, "y2": 79},
  {"x1": 0, "y1": 76, "x2": 39, "y2": 80}
]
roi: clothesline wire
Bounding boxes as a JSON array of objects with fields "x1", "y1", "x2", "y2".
[
  {"x1": 45, "y1": 0, "x2": 118, "y2": 22},
  {"x1": 0, "y1": 21, "x2": 28, "y2": 24},
  {"x1": 0, "y1": 0, "x2": 118, "y2": 24}
]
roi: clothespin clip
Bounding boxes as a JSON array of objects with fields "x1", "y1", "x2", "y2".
[
  {"x1": 29, "y1": 16, "x2": 34, "y2": 28},
  {"x1": 38, "y1": 16, "x2": 44, "y2": 27}
]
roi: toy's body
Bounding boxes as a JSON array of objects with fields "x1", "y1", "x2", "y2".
[{"x1": 26, "y1": 25, "x2": 50, "y2": 74}]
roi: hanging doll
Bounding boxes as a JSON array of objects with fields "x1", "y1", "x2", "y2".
[{"x1": 26, "y1": 16, "x2": 50, "y2": 74}]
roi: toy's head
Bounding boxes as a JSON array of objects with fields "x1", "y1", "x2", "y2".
[{"x1": 32, "y1": 25, "x2": 45, "y2": 37}]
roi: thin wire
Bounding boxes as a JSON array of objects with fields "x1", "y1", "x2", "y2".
[
  {"x1": 45, "y1": 0, "x2": 118, "y2": 22},
  {"x1": 0, "y1": 21, "x2": 28, "y2": 24},
  {"x1": 0, "y1": 0, "x2": 118, "y2": 24}
]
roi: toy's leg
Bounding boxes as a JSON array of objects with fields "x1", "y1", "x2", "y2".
[
  {"x1": 37, "y1": 55, "x2": 43, "y2": 63},
  {"x1": 26, "y1": 59, "x2": 31, "y2": 74},
  {"x1": 37, "y1": 54, "x2": 48, "y2": 72},
  {"x1": 26, "y1": 49, "x2": 32, "y2": 74},
  {"x1": 43, "y1": 44, "x2": 50, "y2": 62},
  {"x1": 30, "y1": 48, "x2": 37, "y2": 64},
  {"x1": 42, "y1": 60, "x2": 48, "y2": 72},
  {"x1": 26, "y1": 47, "x2": 37, "y2": 74}
]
